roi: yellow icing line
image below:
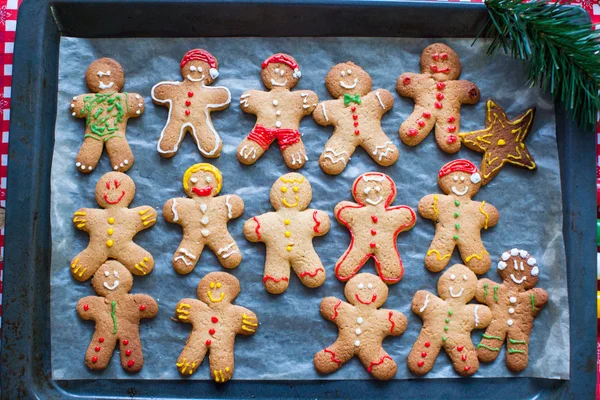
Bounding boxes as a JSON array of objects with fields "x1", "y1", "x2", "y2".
[
  {"x1": 465, "y1": 250, "x2": 489, "y2": 262},
  {"x1": 141, "y1": 213, "x2": 153, "y2": 221},
  {"x1": 143, "y1": 219, "x2": 156, "y2": 226},
  {"x1": 74, "y1": 211, "x2": 86, "y2": 216},
  {"x1": 242, "y1": 325, "x2": 256, "y2": 332},
  {"x1": 138, "y1": 209, "x2": 149, "y2": 215},
  {"x1": 78, "y1": 268, "x2": 86, "y2": 277},
  {"x1": 179, "y1": 303, "x2": 191, "y2": 308},
  {"x1": 243, "y1": 320, "x2": 258, "y2": 327},
  {"x1": 73, "y1": 217, "x2": 86, "y2": 223},
  {"x1": 176, "y1": 359, "x2": 185, "y2": 367},
  {"x1": 177, "y1": 315, "x2": 189, "y2": 320},
  {"x1": 280, "y1": 176, "x2": 304, "y2": 183},
  {"x1": 433, "y1": 195, "x2": 439, "y2": 220},
  {"x1": 479, "y1": 201, "x2": 490, "y2": 229},
  {"x1": 426, "y1": 249, "x2": 451, "y2": 261},
  {"x1": 71, "y1": 258, "x2": 79, "y2": 268}
]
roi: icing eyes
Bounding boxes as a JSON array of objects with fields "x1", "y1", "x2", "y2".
[
  {"x1": 341, "y1": 71, "x2": 346, "y2": 77},
  {"x1": 114, "y1": 270, "x2": 119, "y2": 277},
  {"x1": 374, "y1": 186, "x2": 381, "y2": 192},
  {"x1": 347, "y1": 69, "x2": 352, "y2": 75},
  {"x1": 453, "y1": 176, "x2": 458, "y2": 181},
  {"x1": 450, "y1": 274, "x2": 456, "y2": 280},
  {"x1": 206, "y1": 176, "x2": 213, "y2": 183},
  {"x1": 216, "y1": 282, "x2": 222, "y2": 288},
  {"x1": 281, "y1": 186, "x2": 288, "y2": 193},
  {"x1": 274, "y1": 68, "x2": 279, "y2": 73},
  {"x1": 367, "y1": 283, "x2": 373, "y2": 289},
  {"x1": 190, "y1": 177, "x2": 198, "y2": 183},
  {"x1": 531, "y1": 266, "x2": 539, "y2": 276},
  {"x1": 460, "y1": 176, "x2": 465, "y2": 182},
  {"x1": 104, "y1": 270, "x2": 110, "y2": 277},
  {"x1": 190, "y1": 66, "x2": 197, "y2": 72},
  {"x1": 357, "y1": 283, "x2": 364, "y2": 289},
  {"x1": 293, "y1": 186, "x2": 299, "y2": 192},
  {"x1": 280, "y1": 70, "x2": 285, "y2": 77},
  {"x1": 210, "y1": 282, "x2": 215, "y2": 289},
  {"x1": 462, "y1": 274, "x2": 468, "y2": 281}
]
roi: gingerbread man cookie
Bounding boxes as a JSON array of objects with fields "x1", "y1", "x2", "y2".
[
  {"x1": 419, "y1": 159, "x2": 499, "y2": 275},
  {"x1": 313, "y1": 62, "x2": 397, "y2": 175},
  {"x1": 237, "y1": 53, "x2": 318, "y2": 169},
  {"x1": 71, "y1": 172, "x2": 157, "y2": 281},
  {"x1": 76, "y1": 260, "x2": 158, "y2": 372},
  {"x1": 152, "y1": 49, "x2": 231, "y2": 158},
  {"x1": 243, "y1": 173, "x2": 330, "y2": 294},
  {"x1": 70, "y1": 58, "x2": 144, "y2": 173},
  {"x1": 163, "y1": 163, "x2": 244, "y2": 274},
  {"x1": 314, "y1": 273, "x2": 407, "y2": 380},
  {"x1": 174, "y1": 272, "x2": 258, "y2": 382},
  {"x1": 334, "y1": 172, "x2": 416, "y2": 284},
  {"x1": 475, "y1": 249, "x2": 548, "y2": 372},
  {"x1": 408, "y1": 264, "x2": 492, "y2": 376},
  {"x1": 397, "y1": 43, "x2": 480, "y2": 153}
]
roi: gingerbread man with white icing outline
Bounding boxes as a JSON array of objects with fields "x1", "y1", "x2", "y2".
[
  {"x1": 152, "y1": 49, "x2": 231, "y2": 158},
  {"x1": 408, "y1": 264, "x2": 492, "y2": 376},
  {"x1": 76, "y1": 260, "x2": 158, "y2": 372},
  {"x1": 397, "y1": 43, "x2": 480, "y2": 153},
  {"x1": 314, "y1": 273, "x2": 407, "y2": 380},
  {"x1": 174, "y1": 272, "x2": 258, "y2": 383},
  {"x1": 163, "y1": 163, "x2": 244, "y2": 274},
  {"x1": 475, "y1": 249, "x2": 548, "y2": 372},
  {"x1": 334, "y1": 172, "x2": 416, "y2": 284},
  {"x1": 243, "y1": 173, "x2": 330, "y2": 294},
  {"x1": 71, "y1": 172, "x2": 157, "y2": 281},
  {"x1": 70, "y1": 58, "x2": 144, "y2": 173},
  {"x1": 313, "y1": 62, "x2": 398, "y2": 175},
  {"x1": 419, "y1": 159, "x2": 499, "y2": 275},
  {"x1": 237, "y1": 53, "x2": 318, "y2": 169}
]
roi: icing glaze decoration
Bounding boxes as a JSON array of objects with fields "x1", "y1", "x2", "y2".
[
  {"x1": 366, "y1": 355, "x2": 392, "y2": 373},
  {"x1": 262, "y1": 275, "x2": 289, "y2": 283},
  {"x1": 111, "y1": 301, "x2": 117, "y2": 334},
  {"x1": 419, "y1": 294, "x2": 430, "y2": 312},
  {"x1": 331, "y1": 300, "x2": 341, "y2": 320}
]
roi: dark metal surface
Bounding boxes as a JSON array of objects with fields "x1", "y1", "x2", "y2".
[{"x1": 0, "y1": 0, "x2": 595, "y2": 398}]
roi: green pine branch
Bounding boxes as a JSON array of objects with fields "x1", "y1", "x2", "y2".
[{"x1": 477, "y1": 0, "x2": 600, "y2": 129}]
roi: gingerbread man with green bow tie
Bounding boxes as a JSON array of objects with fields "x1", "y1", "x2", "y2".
[{"x1": 313, "y1": 62, "x2": 397, "y2": 175}]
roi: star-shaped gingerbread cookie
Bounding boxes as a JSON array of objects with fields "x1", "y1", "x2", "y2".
[{"x1": 459, "y1": 100, "x2": 536, "y2": 185}]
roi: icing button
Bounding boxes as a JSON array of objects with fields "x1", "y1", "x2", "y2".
[{"x1": 510, "y1": 296, "x2": 517, "y2": 303}]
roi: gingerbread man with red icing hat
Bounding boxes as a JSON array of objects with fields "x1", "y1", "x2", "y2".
[
  {"x1": 419, "y1": 159, "x2": 499, "y2": 275},
  {"x1": 314, "y1": 273, "x2": 407, "y2": 380},
  {"x1": 408, "y1": 264, "x2": 492, "y2": 376},
  {"x1": 334, "y1": 172, "x2": 416, "y2": 284},
  {"x1": 163, "y1": 163, "x2": 244, "y2": 274},
  {"x1": 174, "y1": 271, "x2": 258, "y2": 382},
  {"x1": 76, "y1": 260, "x2": 158, "y2": 372},
  {"x1": 237, "y1": 53, "x2": 318, "y2": 169},
  {"x1": 313, "y1": 62, "x2": 397, "y2": 175},
  {"x1": 152, "y1": 49, "x2": 231, "y2": 158},
  {"x1": 243, "y1": 173, "x2": 330, "y2": 294},
  {"x1": 397, "y1": 43, "x2": 480, "y2": 153},
  {"x1": 70, "y1": 172, "x2": 157, "y2": 281}
]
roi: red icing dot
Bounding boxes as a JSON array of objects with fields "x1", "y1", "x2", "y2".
[
  {"x1": 403, "y1": 76, "x2": 411, "y2": 85},
  {"x1": 447, "y1": 125, "x2": 456, "y2": 133},
  {"x1": 209, "y1": 328, "x2": 216, "y2": 335},
  {"x1": 430, "y1": 65, "x2": 438, "y2": 73},
  {"x1": 432, "y1": 53, "x2": 440, "y2": 61},
  {"x1": 436, "y1": 93, "x2": 444, "y2": 101},
  {"x1": 83, "y1": 304, "x2": 89, "y2": 311},
  {"x1": 436, "y1": 82, "x2": 446, "y2": 90},
  {"x1": 457, "y1": 345, "x2": 464, "y2": 352},
  {"x1": 95, "y1": 346, "x2": 101, "y2": 352},
  {"x1": 370, "y1": 229, "x2": 376, "y2": 236},
  {"x1": 92, "y1": 356, "x2": 98, "y2": 363},
  {"x1": 185, "y1": 110, "x2": 191, "y2": 115},
  {"x1": 211, "y1": 316, "x2": 219, "y2": 323},
  {"x1": 126, "y1": 349, "x2": 132, "y2": 356},
  {"x1": 139, "y1": 305, "x2": 146, "y2": 311},
  {"x1": 417, "y1": 120, "x2": 425, "y2": 128},
  {"x1": 127, "y1": 360, "x2": 135, "y2": 368},
  {"x1": 371, "y1": 216, "x2": 378, "y2": 223},
  {"x1": 434, "y1": 102, "x2": 443, "y2": 109},
  {"x1": 441, "y1": 53, "x2": 448, "y2": 60},
  {"x1": 421, "y1": 352, "x2": 427, "y2": 358},
  {"x1": 123, "y1": 339, "x2": 129, "y2": 345},
  {"x1": 462, "y1": 354, "x2": 467, "y2": 361},
  {"x1": 447, "y1": 135, "x2": 457, "y2": 144},
  {"x1": 447, "y1": 116, "x2": 456, "y2": 123},
  {"x1": 422, "y1": 111, "x2": 431, "y2": 119},
  {"x1": 424, "y1": 342, "x2": 431, "y2": 348},
  {"x1": 185, "y1": 100, "x2": 191, "y2": 106},
  {"x1": 464, "y1": 365, "x2": 471, "y2": 371},
  {"x1": 369, "y1": 242, "x2": 376, "y2": 248},
  {"x1": 188, "y1": 91, "x2": 194, "y2": 97},
  {"x1": 408, "y1": 128, "x2": 418, "y2": 136},
  {"x1": 351, "y1": 106, "x2": 356, "y2": 112},
  {"x1": 206, "y1": 340, "x2": 212, "y2": 346},
  {"x1": 353, "y1": 121, "x2": 359, "y2": 127},
  {"x1": 352, "y1": 114, "x2": 358, "y2": 120},
  {"x1": 354, "y1": 130, "x2": 360, "y2": 135},
  {"x1": 418, "y1": 361, "x2": 425, "y2": 367},
  {"x1": 98, "y1": 337, "x2": 104, "y2": 343}
]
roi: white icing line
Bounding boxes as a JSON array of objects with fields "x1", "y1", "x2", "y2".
[
  {"x1": 178, "y1": 248, "x2": 196, "y2": 260},
  {"x1": 451, "y1": 186, "x2": 469, "y2": 196},
  {"x1": 221, "y1": 250, "x2": 238, "y2": 259},
  {"x1": 375, "y1": 91, "x2": 385, "y2": 109},
  {"x1": 240, "y1": 93, "x2": 250, "y2": 108},
  {"x1": 474, "y1": 305, "x2": 480, "y2": 327},
  {"x1": 419, "y1": 294, "x2": 430, "y2": 312},
  {"x1": 321, "y1": 103, "x2": 328, "y2": 122},
  {"x1": 365, "y1": 197, "x2": 383, "y2": 206},
  {"x1": 217, "y1": 242, "x2": 236, "y2": 254},
  {"x1": 510, "y1": 274, "x2": 526, "y2": 284},
  {"x1": 362, "y1": 174, "x2": 385, "y2": 182},
  {"x1": 103, "y1": 280, "x2": 120, "y2": 291},
  {"x1": 171, "y1": 198, "x2": 179, "y2": 222},
  {"x1": 225, "y1": 195, "x2": 233, "y2": 219},
  {"x1": 174, "y1": 255, "x2": 193, "y2": 266},
  {"x1": 449, "y1": 286, "x2": 464, "y2": 298}
]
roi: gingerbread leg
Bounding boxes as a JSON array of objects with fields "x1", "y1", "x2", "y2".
[
  {"x1": 476, "y1": 321, "x2": 506, "y2": 363},
  {"x1": 360, "y1": 133, "x2": 399, "y2": 167},
  {"x1": 116, "y1": 242, "x2": 154, "y2": 277},
  {"x1": 399, "y1": 106, "x2": 436, "y2": 146},
  {"x1": 176, "y1": 331, "x2": 207, "y2": 376},
  {"x1": 105, "y1": 136, "x2": 134, "y2": 172},
  {"x1": 407, "y1": 331, "x2": 442, "y2": 375},
  {"x1": 172, "y1": 238, "x2": 204, "y2": 275},
  {"x1": 505, "y1": 332, "x2": 530, "y2": 372},
  {"x1": 209, "y1": 345, "x2": 235, "y2": 383},
  {"x1": 424, "y1": 232, "x2": 455, "y2": 272},
  {"x1": 157, "y1": 120, "x2": 186, "y2": 158},
  {"x1": 444, "y1": 334, "x2": 478, "y2": 376},
  {"x1": 71, "y1": 246, "x2": 106, "y2": 281},
  {"x1": 314, "y1": 338, "x2": 355, "y2": 375},
  {"x1": 85, "y1": 329, "x2": 117, "y2": 370},
  {"x1": 358, "y1": 347, "x2": 397, "y2": 380},
  {"x1": 75, "y1": 136, "x2": 104, "y2": 173},
  {"x1": 458, "y1": 240, "x2": 491, "y2": 275},
  {"x1": 237, "y1": 137, "x2": 268, "y2": 165},
  {"x1": 281, "y1": 141, "x2": 308, "y2": 170},
  {"x1": 335, "y1": 242, "x2": 370, "y2": 281},
  {"x1": 192, "y1": 125, "x2": 222, "y2": 159},
  {"x1": 434, "y1": 115, "x2": 461, "y2": 154},
  {"x1": 208, "y1": 235, "x2": 242, "y2": 269},
  {"x1": 263, "y1": 251, "x2": 291, "y2": 294},
  {"x1": 373, "y1": 246, "x2": 403, "y2": 283},
  {"x1": 319, "y1": 135, "x2": 357, "y2": 175},
  {"x1": 290, "y1": 248, "x2": 326, "y2": 288},
  {"x1": 119, "y1": 331, "x2": 144, "y2": 373}
]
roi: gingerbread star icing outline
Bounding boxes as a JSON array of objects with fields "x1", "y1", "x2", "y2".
[{"x1": 459, "y1": 100, "x2": 536, "y2": 185}]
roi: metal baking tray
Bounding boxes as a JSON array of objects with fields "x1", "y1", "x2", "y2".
[{"x1": 0, "y1": 0, "x2": 595, "y2": 398}]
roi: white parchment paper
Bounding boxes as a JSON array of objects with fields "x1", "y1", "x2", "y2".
[{"x1": 51, "y1": 37, "x2": 569, "y2": 380}]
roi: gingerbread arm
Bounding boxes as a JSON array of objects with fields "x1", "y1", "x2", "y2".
[
  {"x1": 234, "y1": 305, "x2": 259, "y2": 336},
  {"x1": 466, "y1": 303, "x2": 493, "y2": 330},
  {"x1": 528, "y1": 288, "x2": 549, "y2": 315},
  {"x1": 70, "y1": 94, "x2": 87, "y2": 118},
  {"x1": 453, "y1": 80, "x2": 480, "y2": 105},
  {"x1": 301, "y1": 90, "x2": 319, "y2": 115},
  {"x1": 312, "y1": 100, "x2": 337, "y2": 126},
  {"x1": 310, "y1": 209, "x2": 330, "y2": 237},
  {"x1": 132, "y1": 294, "x2": 159, "y2": 319},
  {"x1": 223, "y1": 194, "x2": 244, "y2": 220},
  {"x1": 388, "y1": 206, "x2": 417, "y2": 232},
  {"x1": 320, "y1": 296, "x2": 346, "y2": 323},
  {"x1": 411, "y1": 290, "x2": 437, "y2": 317},
  {"x1": 479, "y1": 201, "x2": 500, "y2": 229},
  {"x1": 381, "y1": 309, "x2": 408, "y2": 337},
  {"x1": 239, "y1": 89, "x2": 262, "y2": 115},
  {"x1": 334, "y1": 201, "x2": 358, "y2": 224},
  {"x1": 72, "y1": 208, "x2": 92, "y2": 232},
  {"x1": 372, "y1": 88, "x2": 394, "y2": 115},
  {"x1": 174, "y1": 298, "x2": 203, "y2": 325},
  {"x1": 396, "y1": 73, "x2": 427, "y2": 99},
  {"x1": 162, "y1": 198, "x2": 181, "y2": 225},
  {"x1": 206, "y1": 85, "x2": 231, "y2": 110},
  {"x1": 475, "y1": 278, "x2": 496, "y2": 305},
  {"x1": 127, "y1": 92, "x2": 145, "y2": 118},
  {"x1": 243, "y1": 215, "x2": 264, "y2": 243},
  {"x1": 150, "y1": 81, "x2": 177, "y2": 104},
  {"x1": 76, "y1": 296, "x2": 106, "y2": 320},
  {"x1": 131, "y1": 206, "x2": 157, "y2": 231},
  {"x1": 417, "y1": 194, "x2": 439, "y2": 221}
]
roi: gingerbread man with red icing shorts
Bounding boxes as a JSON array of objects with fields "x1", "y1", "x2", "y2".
[
  {"x1": 419, "y1": 159, "x2": 499, "y2": 275},
  {"x1": 313, "y1": 62, "x2": 397, "y2": 175},
  {"x1": 163, "y1": 163, "x2": 244, "y2": 274},
  {"x1": 396, "y1": 43, "x2": 480, "y2": 153},
  {"x1": 70, "y1": 58, "x2": 144, "y2": 173},
  {"x1": 152, "y1": 49, "x2": 231, "y2": 158},
  {"x1": 334, "y1": 172, "x2": 416, "y2": 284},
  {"x1": 174, "y1": 271, "x2": 258, "y2": 382},
  {"x1": 314, "y1": 273, "x2": 407, "y2": 380},
  {"x1": 408, "y1": 264, "x2": 492, "y2": 376},
  {"x1": 475, "y1": 249, "x2": 548, "y2": 372},
  {"x1": 243, "y1": 173, "x2": 330, "y2": 294},
  {"x1": 237, "y1": 53, "x2": 318, "y2": 169},
  {"x1": 77, "y1": 260, "x2": 158, "y2": 372},
  {"x1": 71, "y1": 172, "x2": 157, "y2": 281}
]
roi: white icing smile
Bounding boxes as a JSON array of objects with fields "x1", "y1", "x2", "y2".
[
  {"x1": 339, "y1": 78, "x2": 358, "y2": 89},
  {"x1": 270, "y1": 78, "x2": 288, "y2": 87},
  {"x1": 366, "y1": 197, "x2": 383, "y2": 206},
  {"x1": 99, "y1": 81, "x2": 114, "y2": 90},
  {"x1": 187, "y1": 74, "x2": 205, "y2": 82},
  {"x1": 103, "y1": 280, "x2": 120, "y2": 291},
  {"x1": 449, "y1": 286, "x2": 464, "y2": 298},
  {"x1": 451, "y1": 186, "x2": 468, "y2": 196},
  {"x1": 510, "y1": 274, "x2": 526, "y2": 284}
]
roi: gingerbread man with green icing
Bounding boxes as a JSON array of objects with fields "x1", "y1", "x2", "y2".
[{"x1": 70, "y1": 58, "x2": 144, "y2": 173}]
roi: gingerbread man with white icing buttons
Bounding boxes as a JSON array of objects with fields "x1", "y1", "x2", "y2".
[
  {"x1": 76, "y1": 260, "x2": 158, "y2": 372},
  {"x1": 408, "y1": 264, "x2": 492, "y2": 376},
  {"x1": 174, "y1": 272, "x2": 258, "y2": 382},
  {"x1": 152, "y1": 49, "x2": 231, "y2": 158},
  {"x1": 334, "y1": 172, "x2": 416, "y2": 284},
  {"x1": 314, "y1": 273, "x2": 407, "y2": 380},
  {"x1": 71, "y1": 172, "x2": 157, "y2": 281},
  {"x1": 397, "y1": 43, "x2": 480, "y2": 153},
  {"x1": 419, "y1": 159, "x2": 499, "y2": 275},
  {"x1": 475, "y1": 249, "x2": 548, "y2": 372},
  {"x1": 313, "y1": 62, "x2": 397, "y2": 175},
  {"x1": 70, "y1": 58, "x2": 144, "y2": 173},
  {"x1": 163, "y1": 163, "x2": 244, "y2": 274},
  {"x1": 243, "y1": 173, "x2": 330, "y2": 294},
  {"x1": 237, "y1": 53, "x2": 318, "y2": 169}
]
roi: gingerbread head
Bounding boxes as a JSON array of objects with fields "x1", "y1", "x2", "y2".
[
  {"x1": 420, "y1": 43, "x2": 462, "y2": 81},
  {"x1": 437, "y1": 264, "x2": 478, "y2": 303},
  {"x1": 260, "y1": 53, "x2": 302, "y2": 90},
  {"x1": 437, "y1": 159, "x2": 482, "y2": 200},
  {"x1": 91, "y1": 260, "x2": 133, "y2": 297},
  {"x1": 95, "y1": 172, "x2": 136, "y2": 209},
  {"x1": 180, "y1": 49, "x2": 220, "y2": 86},
  {"x1": 352, "y1": 172, "x2": 396, "y2": 208},
  {"x1": 497, "y1": 248, "x2": 539, "y2": 290},
  {"x1": 324, "y1": 62, "x2": 373, "y2": 99},
  {"x1": 344, "y1": 273, "x2": 388, "y2": 309},
  {"x1": 269, "y1": 173, "x2": 312, "y2": 211},
  {"x1": 182, "y1": 163, "x2": 223, "y2": 199},
  {"x1": 197, "y1": 271, "x2": 240, "y2": 308},
  {"x1": 85, "y1": 58, "x2": 125, "y2": 94}
]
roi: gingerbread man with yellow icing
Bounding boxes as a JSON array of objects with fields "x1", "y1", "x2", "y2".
[
  {"x1": 163, "y1": 163, "x2": 244, "y2": 274},
  {"x1": 174, "y1": 271, "x2": 258, "y2": 383},
  {"x1": 71, "y1": 172, "x2": 157, "y2": 281},
  {"x1": 243, "y1": 173, "x2": 330, "y2": 294}
]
